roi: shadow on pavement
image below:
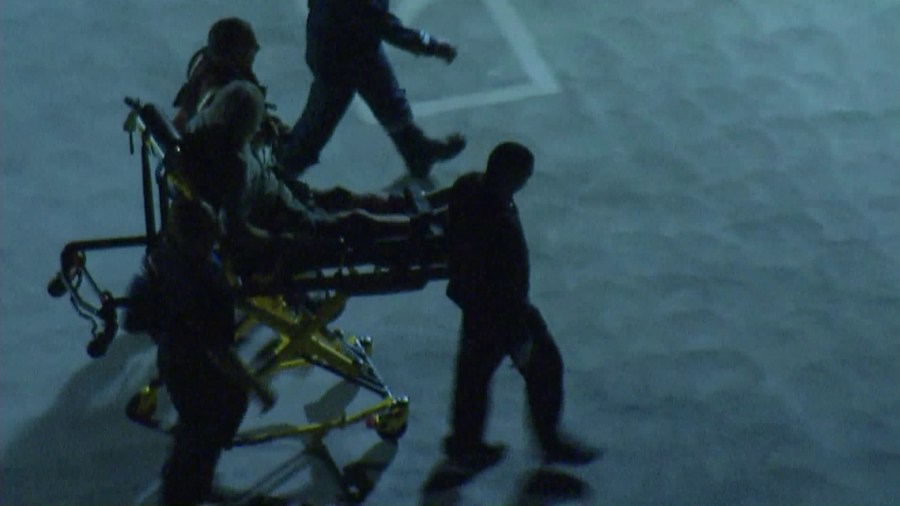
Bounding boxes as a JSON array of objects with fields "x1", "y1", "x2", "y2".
[
  {"x1": 419, "y1": 462, "x2": 594, "y2": 506},
  {"x1": 508, "y1": 468, "x2": 593, "y2": 506},
  {"x1": 0, "y1": 333, "x2": 165, "y2": 505},
  {"x1": 240, "y1": 381, "x2": 399, "y2": 505},
  {"x1": 419, "y1": 456, "x2": 501, "y2": 506}
]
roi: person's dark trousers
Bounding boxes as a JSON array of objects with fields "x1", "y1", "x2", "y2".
[
  {"x1": 285, "y1": 79, "x2": 355, "y2": 176},
  {"x1": 286, "y1": 49, "x2": 413, "y2": 177},
  {"x1": 161, "y1": 427, "x2": 222, "y2": 506},
  {"x1": 447, "y1": 311, "x2": 509, "y2": 448},
  {"x1": 448, "y1": 303, "x2": 564, "y2": 450},
  {"x1": 519, "y1": 304, "x2": 564, "y2": 451},
  {"x1": 158, "y1": 343, "x2": 249, "y2": 506}
]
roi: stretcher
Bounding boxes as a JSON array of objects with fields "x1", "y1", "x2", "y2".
[{"x1": 47, "y1": 97, "x2": 450, "y2": 445}]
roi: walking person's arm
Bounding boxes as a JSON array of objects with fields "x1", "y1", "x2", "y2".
[{"x1": 360, "y1": 1, "x2": 458, "y2": 62}]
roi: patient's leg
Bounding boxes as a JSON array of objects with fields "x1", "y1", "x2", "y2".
[{"x1": 316, "y1": 210, "x2": 412, "y2": 245}]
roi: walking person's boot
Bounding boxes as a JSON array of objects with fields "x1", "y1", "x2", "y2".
[{"x1": 389, "y1": 123, "x2": 466, "y2": 178}]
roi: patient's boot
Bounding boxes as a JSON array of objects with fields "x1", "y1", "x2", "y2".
[{"x1": 390, "y1": 124, "x2": 466, "y2": 178}]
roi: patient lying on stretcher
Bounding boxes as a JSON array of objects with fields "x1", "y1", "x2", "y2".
[{"x1": 178, "y1": 80, "x2": 426, "y2": 277}]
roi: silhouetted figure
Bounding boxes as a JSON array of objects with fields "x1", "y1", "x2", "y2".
[
  {"x1": 431, "y1": 142, "x2": 599, "y2": 468},
  {"x1": 123, "y1": 199, "x2": 276, "y2": 506},
  {"x1": 280, "y1": 0, "x2": 466, "y2": 179}
]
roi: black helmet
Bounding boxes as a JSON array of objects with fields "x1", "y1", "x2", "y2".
[{"x1": 207, "y1": 17, "x2": 259, "y2": 62}]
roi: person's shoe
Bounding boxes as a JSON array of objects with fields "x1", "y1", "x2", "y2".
[
  {"x1": 407, "y1": 133, "x2": 467, "y2": 179},
  {"x1": 430, "y1": 133, "x2": 467, "y2": 162},
  {"x1": 541, "y1": 436, "x2": 601, "y2": 466},
  {"x1": 390, "y1": 123, "x2": 466, "y2": 178},
  {"x1": 443, "y1": 437, "x2": 507, "y2": 469}
]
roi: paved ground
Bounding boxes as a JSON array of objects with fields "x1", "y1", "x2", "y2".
[{"x1": 2, "y1": 0, "x2": 900, "y2": 504}]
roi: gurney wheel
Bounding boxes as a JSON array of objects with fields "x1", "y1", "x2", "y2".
[
  {"x1": 47, "y1": 272, "x2": 67, "y2": 297},
  {"x1": 368, "y1": 396, "x2": 409, "y2": 441},
  {"x1": 376, "y1": 420, "x2": 408, "y2": 442},
  {"x1": 126, "y1": 384, "x2": 161, "y2": 429}
]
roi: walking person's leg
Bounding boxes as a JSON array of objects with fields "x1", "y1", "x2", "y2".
[
  {"x1": 161, "y1": 425, "x2": 222, "y2": 506},
  {"x1": 444, "y1": 311, "x2": 508, "y2": 466},
  {"x1": 281, "y1": 78, "x2": 356, "y2": 178},
  {"x1": 158, "y1": 345, "x2": 251, "y2": 505},
  {"x1": 518, "y1": 304, "x2": 600, "y2": 465},
  {"x1": 517, "y1": 306, "x2": 563, "y2": 448},
  {"x1": 358, "y1": 50, "x2": 465, "y2": 178}
]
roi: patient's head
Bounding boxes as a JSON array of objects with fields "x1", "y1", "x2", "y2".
[
  {"x1": 192, "y1": 80, "x2": 265, "y2": 148},
  {"x1": 484, "y1": 142, "x2": 534, "y2": 197}
]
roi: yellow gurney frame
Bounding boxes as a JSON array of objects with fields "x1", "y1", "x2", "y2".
[{"x1": 48, "y1": 97, "x2": 449, "y2": 445}]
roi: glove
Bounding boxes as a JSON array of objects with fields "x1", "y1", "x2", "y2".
[{"x1": 427, "y1": 36, "x2": 457, "y2": 63}]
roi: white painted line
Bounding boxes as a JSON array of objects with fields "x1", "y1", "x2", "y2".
[
  {"x1": 484, "y1": 0, "x2": 560, "y2": 93},
  {"x1": 354, "y1": 82, "x2": 557, "y2": 124}
]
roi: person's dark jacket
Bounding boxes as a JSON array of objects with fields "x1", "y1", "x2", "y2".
[
  {"x1": 306, "y1": 0, "x2": 434, "y2": 81},
  {"x1": 123, "y1": 241, "x2": 234, "y2": 355},
  {"x1": 445, "y1": 172, "x2": 531, "y2": 313}
]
